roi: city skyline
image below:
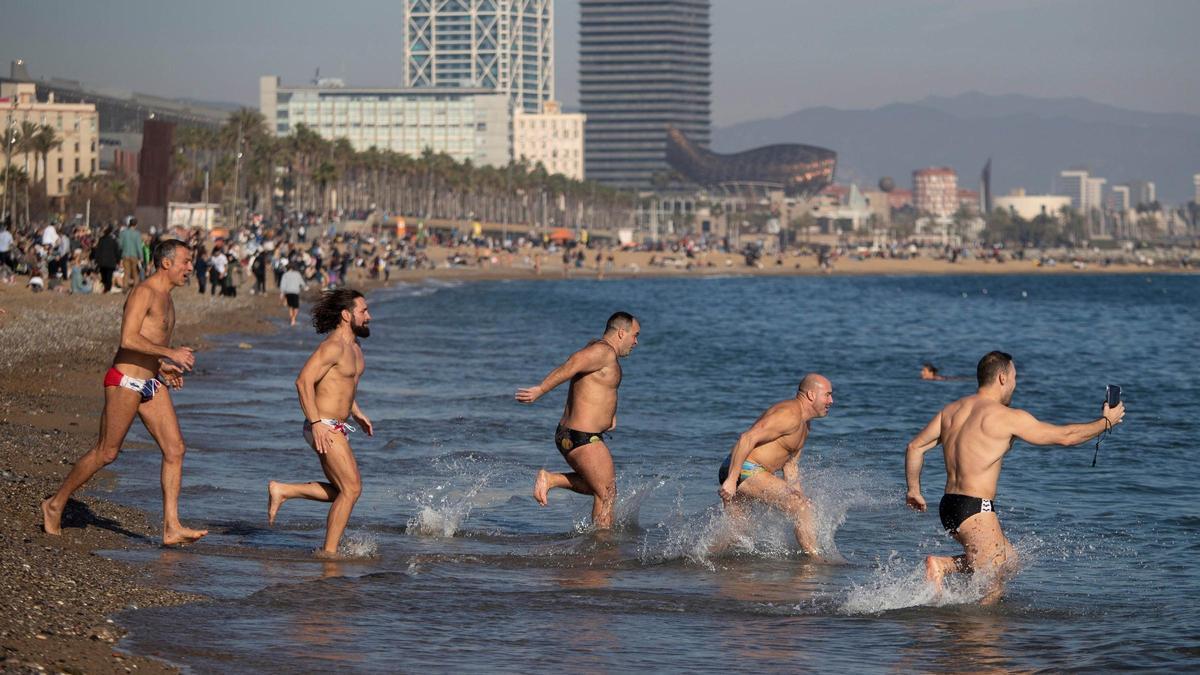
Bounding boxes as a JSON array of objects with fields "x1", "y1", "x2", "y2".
[{"x1": 1, "y1": 0, "x2": 1197, "y2": 126}]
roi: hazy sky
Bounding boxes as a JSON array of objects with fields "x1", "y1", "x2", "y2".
[{"x1": 2, "y1": 0, "x2": 1197, "y2": 125}]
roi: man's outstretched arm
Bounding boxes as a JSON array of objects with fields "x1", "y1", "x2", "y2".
[
  {"x1": 1007, "y1": 402, "x2": 1124, "y2": 447},
  {"x1": 905, "y1": 411, "x2": 943, "y2": 512},
  {"x1": 515, "y1": 343, "x2": 610, "y2": 404}
]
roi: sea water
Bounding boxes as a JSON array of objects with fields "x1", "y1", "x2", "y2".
[{"x1": 100, "y1": 274, "x2": 1199, "y2": 671}]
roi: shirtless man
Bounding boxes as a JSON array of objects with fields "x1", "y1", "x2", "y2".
[
  {"x1": 267, "y1": 289, "x2": 374, "y2": 557},
  {"x1": 905, "y1": 351, "x2": 1125, "y2": 603},
  {"x1": 41, "y1": 239, "x2": 208, "y2": 546},
  {"x1": 718, "y1": 374, "x2": 834, "y2": 558},
  {"x1": 516, "y1": 311, "x2": 640, "y2": 529}
]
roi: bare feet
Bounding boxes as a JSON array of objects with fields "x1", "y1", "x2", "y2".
[
  {"x1": 41, "y1": 498, "x2": 62, "y2": 535},
  {"x1": 162, "y1": 526, "x2": 208, "y2": 546},
  {"x1": 314, "y1": 548, "x2": 344, "y2": 560},
  {"x1": 267, "y1": 480, "x2": 285, "y2": 526},
  {"x1": 533, "y1": 469, "x2": 551, "y2": 506}
]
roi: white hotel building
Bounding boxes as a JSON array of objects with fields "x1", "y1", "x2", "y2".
[
  {"x1": 260, "y1": 76, "x2": 512, "y2": 167},
  {"x1": 261, "y1": 76, "x2": 584, "y2": 178}
]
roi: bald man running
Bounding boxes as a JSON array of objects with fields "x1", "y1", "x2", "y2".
[
  {"x1": 905, "y1": 351, "x2": 1125, "y2": 604},
  {"x1": 718, "y1": 374, "x2": 835, "y2": 558}
]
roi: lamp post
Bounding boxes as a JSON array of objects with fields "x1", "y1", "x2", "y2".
[{"x1": 2, "y1": 101, "x2": 16, "y2": 228}]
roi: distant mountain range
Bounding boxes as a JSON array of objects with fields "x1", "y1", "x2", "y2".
[{"x1": 713, "y1": 92, "x2": 1200, "y2": 204}]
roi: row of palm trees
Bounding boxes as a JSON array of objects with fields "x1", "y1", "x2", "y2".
[
  {"x1": 171, "y1": 109, "x2": 636, "y2": 232},
  {"x1": 1, "y1": 122, "x2": 63, "y2": 228}
]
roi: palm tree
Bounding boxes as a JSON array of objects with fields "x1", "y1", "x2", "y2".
[
  {"x1": 31, "y1": 124, "x2": 62, "y2": 192},
  {"x1": 312, "y1": 161, "x2": 338, "y2": 215}
]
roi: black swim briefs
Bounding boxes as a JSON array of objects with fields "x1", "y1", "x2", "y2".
[
  {"x1": 555, "y1": 424, "x2": 606, "y2": 457},
  {"x1": 939, "y1": 493, "x2": 996, "y2": 534}
]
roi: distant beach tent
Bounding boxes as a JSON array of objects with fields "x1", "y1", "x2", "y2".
[{"x1": 548, "y1": 227, "x2": 573, "y2": 242}]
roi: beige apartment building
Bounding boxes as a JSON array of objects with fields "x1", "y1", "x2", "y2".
[
  {"x1": 1, "y1": 81, "x2": 99, "y2": 198},
  {"x1": 512, "y1": 101, "x2": 585, "y2": 180}
]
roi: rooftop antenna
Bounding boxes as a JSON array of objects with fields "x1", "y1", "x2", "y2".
[{"x1": 312, "y1": 67, "x2": 320, "y2": 86}]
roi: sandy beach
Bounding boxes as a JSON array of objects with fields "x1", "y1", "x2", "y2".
[
  {"x1": 0, "y1": 254, "x2": 1193, "y2": 671},
  {"x1": 383, "y1": 245, "x2": 1191, "y2": 283}
]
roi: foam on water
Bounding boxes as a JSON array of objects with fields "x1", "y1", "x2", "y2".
[
  {"x1": 404, "y1": 459, "x2": 497, "y2": 538},
  {"x1": 568, "y1": 475, "x2": 665, "y2": 534},
  {"x1": 637, "y1": 466, "x2": 884, "y2": 568},
  {"x1": 835, "y1": 529, "x2": 1109, "y2": 615},
  {"x1": 337, "y1": 531, "x2": 380, "y2": 558}
]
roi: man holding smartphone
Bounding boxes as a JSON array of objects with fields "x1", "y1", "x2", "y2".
[{"x1": 904, "y1": 351, "x2": 1125, "y2": 604}]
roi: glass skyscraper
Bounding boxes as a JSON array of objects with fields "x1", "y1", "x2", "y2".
[
  {"x1": 402, "y1": 0, "x2": 553, "y2": 114},
  {"x1": 580, "y1": 0, "x2": 711, "y2": 189}
]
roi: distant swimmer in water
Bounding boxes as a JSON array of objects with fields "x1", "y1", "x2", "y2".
[
  {"x1": 904, "y1": 351, "x2": 1125, "y2": 604},
  {"x1": 41, "y1": 239, "x2": 208, "y2": 546},
  {"x1": 921, "y1": 362, "x2": 947, "y2": 381},
  {"x1": 267, "y1": 289, "x2": 375, "y2": 558},
  {"x1": 717, "y1": 374, "x2": 835, "y2": 560},
  {"x1": 516, "y1": 312, "x2": 640, "y2": 530}
]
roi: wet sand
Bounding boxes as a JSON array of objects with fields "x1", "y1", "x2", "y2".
[{"x1": 0, "y1": 252, "x2": 1191, "y2": 671}]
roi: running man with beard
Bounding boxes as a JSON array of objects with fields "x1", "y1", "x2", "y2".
[
  {"x1": 905, "y1": 351, "x2": 1125, "y2": 603},
  {"x1": 517, "y1": 312, "x2": 640, "y2": 530},
  {"x1": 42, "y1": 239, "x2": 208, "y2": 545},
  {"x1": 717, "y1": 374, "x2": 835, "y2": 559},
  {"x1": 267, "y1": 289, "x2": 375, "y2": 557}
]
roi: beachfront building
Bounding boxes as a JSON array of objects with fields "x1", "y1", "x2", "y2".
[
  {"x1": 913, "y1": 167, "x2": 958, "y2": 218},
  {"x1": 580, "y1": 0, "x2": 711, "y2": 189},
  {"x1": 994, "y1": 189, "x2": 1072, "y2": 221},
  {"x1": 260, "y1": 76, "x2": 511, "y2": 167},
  {"x1": 0, "y1": 81, "x2": 98, "y2": 199},
  {"x1": 1194, "y1": 174, "x2": 1200, "y2": 204},
  {"x1": 1059, "y1": 168, "x2": 1107, "y2": 213},
  {"x1": 664, "y1": 126, "x2": 835, "y2": 197},
  {"x1": 401, "y1": 0, "x2": 553, "y2": 114},
  {"x1": 512, "y1": 100, "x2": 585, "y2": 179},
  {"x1": 1126, "y1": 180, "x2": 1156, "y2": 208},
  {"x1": 1108, "y1": 185, "x2": 1131, "y2": 212}
]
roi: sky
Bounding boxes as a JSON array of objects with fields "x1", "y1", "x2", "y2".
[{"x1": 2, "y1": 0, "x2": 1198, "y2": 126}]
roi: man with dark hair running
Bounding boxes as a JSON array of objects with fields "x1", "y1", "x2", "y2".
[
  {"x1": 516, "y1": 311, "x2": 640, "y2": 529},
  {"x1": 42, "y1": 239, "x2": 208, "y2": 545},
  {"x1": 267, "y1": 289, "x2": 374, "y2": 557},
  {"x1": 717, "y1": 374, "x2": 835, "y2": 559},
  {"x1": 905, "y1": 350, "x2": 1125, "y2": 603}
]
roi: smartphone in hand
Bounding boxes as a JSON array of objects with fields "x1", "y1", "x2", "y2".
[{"x1": 1106, "y1": 384, "x2": 1122, "y2": 408}]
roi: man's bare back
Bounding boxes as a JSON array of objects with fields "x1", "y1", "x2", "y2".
[{"x1": 740, "y1": 399, "x2": 810, "y2": 472}]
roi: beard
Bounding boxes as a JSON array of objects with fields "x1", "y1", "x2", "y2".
[{"x1": 351, "y1": 322, "x2": 370, "y2": 338}]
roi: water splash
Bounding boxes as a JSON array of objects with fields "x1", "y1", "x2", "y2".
[
  {"x1": 836, "y1": 529, "x2": 1091, "y2": 614},
  {"x1": 337, "y1": 531, "x2": 380, "y2": 558},
  {"x1": 569, "y1": 476, "x2": 666, "y2": 534},
  {"x1": 639, "y1": 465, "x2": 882, "y2": 567},
  {"x1": 404, "y1": 456, "x2": 497, "y2": 537}
]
